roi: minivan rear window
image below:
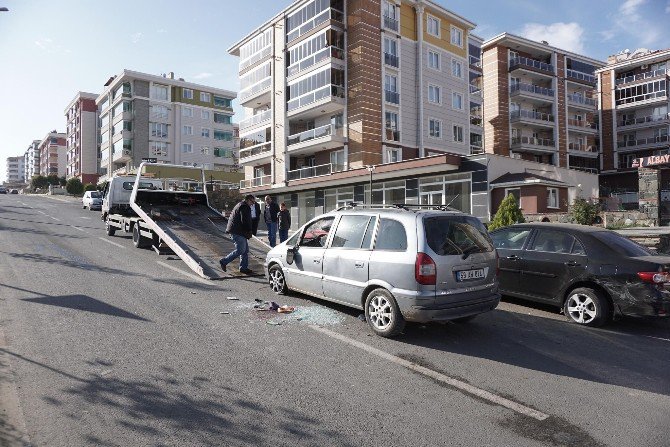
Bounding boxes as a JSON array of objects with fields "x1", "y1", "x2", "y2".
[
  {"x1": 122, "y1": 181, "x2": 160, "y2": 190},
  {"x1": 424, "y1": 216, "x2": 493, "y2": 256}
]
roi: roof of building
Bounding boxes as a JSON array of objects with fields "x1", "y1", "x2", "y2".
[
  {"x1": 490, "y1": 172, "x2": 567, "y2": 187},
  {"x1": 595, "y1": 48, "x2": 670, "y2": 73},
  {"x1": 64, "y1": 91, "x2": 99, "y2": 114}
]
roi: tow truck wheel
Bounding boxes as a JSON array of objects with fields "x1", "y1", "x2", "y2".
[
  {"x1": 105, "y1": 218, "x2": 116, "y2": 236},
  {"x1": 132, "y1": 224, "x2": 149, "y2": 249}
]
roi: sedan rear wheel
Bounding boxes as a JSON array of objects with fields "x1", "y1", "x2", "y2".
[
  {"x1": 365, "y1": 289, "x2": 405, "y2": 337},
  {"x1": 564, "y1": 287, "x2": 611, "y2": 327},
  {"x1": 268, "y1": 265, "x2": 288, "y2": 294}
]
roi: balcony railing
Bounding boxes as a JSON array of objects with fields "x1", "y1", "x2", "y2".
[
  {"x1": 616, "y1": 89, "x2": 668, "y2": 106},
  {"x1": 239, "y1": 45, "x2": 272, "y2": 72},
  {"x1": 239, "y1": 142, "x2": 272, "y2": 159},
  {"x1": 568, "y1": 143, "x2": 598, "y2": 153},
  {"x1": 569, "y1": 166, "x2": 599, "y2": 174},
  {"x1": 287, "y1": 8, "x2": 344, "y2": 43},
  {"x1": 616, "y1": 68, "x2": 667, "y2": 86},
  {"x1": 617, "y1": 135, "x2": 669, "y2": 149},
  {"x1": 511, "y1": 136, "x2": 556, "y2": 148},
  {"x1": 385, "y1": 90, "x2": 400, "y2": 104},
  {"x1": 287, "y1": 84, "x2": 345, "y2": 112},
  {"x1": 239, "y1": 110, "x2": 272, "y2": 131},
  {"x1": 287, "y1": 163, "x2": 344, "y2": 181},
  {"x1": 566, "y1": 69, "x2": 596, "y2": 84},
  {"x1": 287, "y1": 123, "x2": 340, "y2": 146},
  {"x1": 567, "y1": 93, "x2": 597, "y2": 107},
  {"x1": 288, "y1": 46, "x2": 345, "y2": 78},
  {"x1": 567, "y1": 119, "x2": 598, "y2": 130},
  {"x1": 385, "y1": 128, "x2": 400, "y2": 141},
  {"x1": 240, "y1": 175, "x2": 271, "y2": 189},
  {"x1": 239, "y1": 77, "x2": 272, "y2": 102},
  {"x1": 470, "y1": 115, "x2": 483, "y2": 127},
  {"x1": 510, "y1": 109, "x2": 555, "y2": 123},
  {"x1": 469, "y1": 84, "x2": 482, "y2": 96},
  {"x1": 509, "y1": 57, "x2": 554, "y2": 74},
  {"x1": 618, "y1": 113, "x2": 670, "y2": 127},
  {"x1": 469, "y1": 55, "x2": 481, "y2": 68},
  {"x1": 510, "y1": 82, "x2": 554, "y2": 98},
  {"x1": 383, "y1": 15, "x2": 399, "y2": 32},
  {"x1": 384, "y1": 52, "x2": 399, "y2": 68}
]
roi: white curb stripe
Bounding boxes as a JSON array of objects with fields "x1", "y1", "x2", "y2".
[{"x1": 98, "y1": 237, "x2": 124, "y2": 249}]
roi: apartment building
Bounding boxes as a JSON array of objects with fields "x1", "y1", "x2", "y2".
[
  {"x1": 5, "y1": 156, "x2": 25, "y2": 183},
  {"x1": 38, "y1": 131, "x2": 67, "y2": 177},
  {"x1": 96, "y1": 70, "x2": 237, "y2": 182},
  {"x1": 23, "y1": 140, "x2": 40, "y2": 181},
  {"x1": 597, "y1": 48, "x2": 670, "y2": 199},
  {"x1": 65, "y1": 92, "x2": 99, "y2": 184},
  {"x1": 228, "y1": 0, "x2": 491, "y2": 227}
]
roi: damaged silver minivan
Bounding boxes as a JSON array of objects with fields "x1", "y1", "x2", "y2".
[{"x1": 264, "y1": 206, "x2": 500, "y2": 337}]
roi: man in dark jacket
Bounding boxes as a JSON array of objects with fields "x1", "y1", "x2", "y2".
[
  {"x1": 250, "y1": 196, "x2": 261, "y2": 236},
  {"x1": 220, "y1": 195, "x2": 255, "y2": 274},
  {"x1": 263, "y1": 195, "x2": 280, "y2": 247}
]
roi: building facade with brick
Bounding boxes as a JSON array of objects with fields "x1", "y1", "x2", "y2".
[
  {"x1": 38, "y1": 131, "x2": 67, "y2": 177},
  {"x1": 65, "y1": 92, "x2": 100, "y2": 185}
]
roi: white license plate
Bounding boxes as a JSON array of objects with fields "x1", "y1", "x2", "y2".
[{"x1": 456, "y1": 269, "x2": 485, "y2": 281}]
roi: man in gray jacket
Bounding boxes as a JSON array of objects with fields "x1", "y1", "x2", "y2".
[{"x1": 220, "y1": 195, "x2": 255, "y2": 274}]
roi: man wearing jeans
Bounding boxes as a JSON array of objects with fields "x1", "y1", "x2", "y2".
[
  {"x1": 263, "y1": 195, "x2": 280, "y2": 247},
  {"x1": 220, "y1": 195, "x2": 254, "y2": 275}
]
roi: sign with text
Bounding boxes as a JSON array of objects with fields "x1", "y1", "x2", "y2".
[
  {"x1": 632, "y1": 153, "x2": 670, "y2": 169},
  {"x1": 141, "y1": 158, "x2": 158, "y2": 163}
]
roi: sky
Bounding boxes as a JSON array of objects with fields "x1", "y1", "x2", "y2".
[{"x1": 0, "y1": 0, "x2": 669, "y2": 183}]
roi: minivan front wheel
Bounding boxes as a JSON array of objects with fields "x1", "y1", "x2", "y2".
[
  {"x1": 365, "y1": 289, "x2": 405, "y2": 337},
  {"x1": 564, "y1": 287, "x2": 611, "y2": 327}
]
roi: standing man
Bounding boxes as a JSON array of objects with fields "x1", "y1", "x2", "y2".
[
  {"x1": 220, "y1": 195, "x2": 254, "y2": 275},
  {"x1": 263, "y1": 195, "x2": 280, "y2": 247},
  {"x1": 250, "y1": 196, "x2": 261, "y2": 236},
  {"x1": 278, "y1": 202, "x2": 291, "y2": 243}
]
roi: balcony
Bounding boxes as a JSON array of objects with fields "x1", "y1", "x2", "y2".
[
  {"x1": 567, "y1": 119, "x2": 598, "y2": 133},
  {"x1": 288, "y1": 46, "x2": 345, "y2": 78},
  {"x1": 616, "y1": 89, "x2": 668, "y2": 108},
  {"x1": 617, "y1": 135, "x2": 669, "y2": 151},
  {"x1": 287, "y1": 163, "x2": 344, "y2": 181},
  {"x1": 470, "y1": 141, "x2": 484, "y2": 155},
  {"x1": 618, "y1": 113, "x2": 670, "y2": 130},
  {"x1": 239, "y1": 46, "x2": 272, "y2": 73},
  {"x1": 384, "y1": 52, "x2": 399, "y2": 68},
  {"x1": 470, "y1": 115, "x2": 483, "y2": 127},
  {"x1": 240, "y1": 175, "x2": 271, "y2": 189},
  {"x1": 385, "y1": 128, "x2": 400, "y2": 142},
  {"x1": 469, "y1": 84, "x2": 482, "y2": 97},
  {"x1": 569, "y1": 166, "x2": 598, "y2": 174},
  {"x1": 287, "y1": 123, "x2": 345, "y2": 153},
  {"x1": 385, "y1": 89, "x2": 399, "y2": 104},
  {"x1": 469, "y1": 55, "x2": 481, "y2": 68},
  {"x1": 383, "y1": 15, "x2": 399, "y2": 32},
  {"x1": 567, "y1": 93, "x2": 597, "y2": 109},
  {"x1": 239, "y1": 110, "x2": 272, "y2": 132},
  {"x1": 511, "y1": 136, "x2": 556, "y2": 152},
  {"x1": 510, "y1": 109, "x2": 555, "y2": 127},
  {"x1": 509, "y1": 57, "x2": 554, "y2": 75},
  {"x1": 616, "y1": 68, "x2": 667, "y2": 86},
  {"x1": 568, "y1": 142, "x2": 599, "y2": 156},
  {"x1": 239, "y1": 142, "x2": 272, "y2": 163},
  {"x1": 510, "y1": 82, "x2": 554, "y2": 101},
  {"x1": 239, "y1": 77, "x2": 272, "y2": 107},
  {"x1": 287, "y1": 8, "x2": 344, "y2": 43},
  {"x1": 566, "y1": 69, "x2": 596, "y2": 85},
  {"x1": 287, "y1": 84, "x2": 345, "y2": 119}
]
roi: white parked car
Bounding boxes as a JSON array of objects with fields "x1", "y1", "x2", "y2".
[{"x1": 82, "y1": 191, "x2": 103, "y2": 211}]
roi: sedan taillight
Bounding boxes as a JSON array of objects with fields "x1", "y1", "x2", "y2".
[{"x1": 637, "y1": 272, "x2": 670, "y2": 284}]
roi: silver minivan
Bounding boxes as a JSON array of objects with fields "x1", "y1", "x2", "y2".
[{"x1": 264, "y1": 206, "x2": 500, "y2": 337}]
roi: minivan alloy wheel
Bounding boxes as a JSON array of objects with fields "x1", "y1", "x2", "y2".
[
  {"x1": 566, "y1": 293, "x2": 596, "y2": 324},
  {"x1": 369, "y1": 295, "x2": 393, "y2": 330},
  {"x1": 364, "y1": 289, "x2": 405, "y2": 337}
]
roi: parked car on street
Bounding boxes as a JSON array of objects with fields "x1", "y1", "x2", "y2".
[
  {"x1": 0, "y1": 187, "x2": 7, "y2": 194},
  {"x1": 490, "y1": 223, "x2": 670, "y2": 326},
  {"x1": 265, "y1": 206, "x2": 500, "y2": 337},
  {"x1": 9, "y1": 189, "x2": 18, "y2": 194},
  {"x1": 82, "y1": 191, "x2": 103, "y2": 211}
]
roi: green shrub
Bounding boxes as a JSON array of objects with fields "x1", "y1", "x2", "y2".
[
  {"x1": 31, "y1": 175, "x2": 49, "y2": 190},
  {"x1": 65, "y1": 178, "x2": 84, "y2": 196},
  {"x1": 84, "y1": 183, "x2": 97, "y2": 192},
  {"x1": 489, "y1": 194, "x2": 525, "y2": 231},
  {"x1": 571, "y1": 198, "x2": 599, "y2": 225}
]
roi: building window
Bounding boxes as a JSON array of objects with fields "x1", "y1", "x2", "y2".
[
  {"x1": 451, "y1": 60, "x2": 463, "y2": 78},
  {"x1": 451, "y1": 26, "x2": 463, "y2": 47},
  {"x1": 214, "y1": 96, "x2": 232, "y2": 108},
  {"x1": 182, "y1": 143, "x2": 193, "y2": 153},
  {"x1": 202, "y1": 128, "x2": 210, "y2": 138},
  {"x1": 330, "y1": 149, "x2": 345, "y2": 171},
  {"x1": 200, "y1": 92, "x2": 211, "y2": 102},
  {"x1": 150, "y1": 84, "x2": 168, "y2": 101},
  {"x1": 547, "y1": 188, "x2": 559, "y2": 209},
  {"x1": 385, "y1": 148, "x2": 401, "y2": 163},
  {"x1": 505, "y1": 188, "x2": 521, "y2": 204},
  {"x1": 183, "y1": 125, "x2": 193, "y2": 135},
  {"x1": 201, "y1": 146, "x2": 210, "y2": 155},
  {"x1": 428, "y1": 85, "x2": 441, "y2": 104},
  {"x1": 453, "y1": 124, "x2": 464, "y2": 143},
  {"x1": 214, "y1": 147, "x2": 231, "y2": 158},
  {"x1": 385, "y1": 111, "x2": 399, "y2": 141},
  {"x1": 214, "y1": 113, "x2": 232, "y2": 124},
  {"x1": 202, "y1": 110, "x2": 210, "y2": 120},
  {"x1": 429, "y1": 119, "x2": 441, "y2": 138},
  {"x1": 452, "y1": 92, "x2": 463, "y2": 110},
  {"x1": 214, "y1": 130, "x2": 233, "y2": 141},
  {"x1": 150, "y1": 141, "x2": 168, "y2": 157},
  {"x1": 183, "y1": 107, "x2": 193, "y2": 117},
  {"x1": 427, "y1": 15, "x2": 440, "y2": 37},
  {"x1": 183, "y1": 88, "x2": 193, "y2": 99},
  {"x1": 428, "y1": 51, "x2": 440, "y2": 70},
  {"x1": 152, "y1": 105, "x2": 168, "y2": 120},
  {"x1": 150, "y1": 122, "x2": 168, "y2": 138}
]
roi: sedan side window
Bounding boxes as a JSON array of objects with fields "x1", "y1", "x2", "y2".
[
  {"x1": 331, "y1": 215, "x2": 373, "y2": 249},
  {"x1": 491, "y1": 228, "x2": 531, "y2": 250},
  {"x1": 300, "y1": 217, "x2": 334, "y2": 248},
  {"x1": 529, "y1": 230, "x2": 574, "y2": 253},
  {"x1": 572, "y1": 239, "x2": 586, "y2": 255},
  {"x1": 374, "y1": 219, "x2": 407, "y2": 251}
]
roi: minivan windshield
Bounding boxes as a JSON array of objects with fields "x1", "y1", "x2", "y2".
[
  {"x1": 592, "y1": 231, "x2": 651, "y2": 257},
  {"x1": 424, "y1": 216, "x2": 493, "y2": 256}
]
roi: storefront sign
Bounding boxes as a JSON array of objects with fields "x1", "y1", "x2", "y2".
[{"x1": 632, "y1": 153, "x2": 670, "y2": 168}]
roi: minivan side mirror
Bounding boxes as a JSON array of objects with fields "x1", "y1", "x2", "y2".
[{"x1": 286, "y1": 245, "x2": 297, "y2": 265}]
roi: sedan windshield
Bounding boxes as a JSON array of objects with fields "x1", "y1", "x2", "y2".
[{"x1": 592, "y1": 231, "x2": 651, "y2": 257}]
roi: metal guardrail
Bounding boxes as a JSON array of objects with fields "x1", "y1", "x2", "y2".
[
  {"x1": 566, "y1": 69, "x2": 596, "y2": 84},
  {"x1": 511, "y1": 136, "x2": 556, "y2": 147},
  {"x1": 469, "y1": 55, "x2": 481, "y2": 67},
  {"x1": 617, "y1": 135, "x2": 669, "y2": 148},
  {"x1": 510, "y1": 82, "x2": 554, "y2": 98},
  {"x1": 287, "y1": 123, "x2": 339, "y2": 146},
  {"x1": 287, "y1": 163, "x2": 344, "y2": 181},
  {"x1": 239, "y1": 142, "x2": 271, "y2": 159},
  {"x1": 240, "y1": 175, "x2": 271, "y2": 189},
  {"x1": 567, "y1": 93, "x2": 596, "y2": 107},
  {"x1": 568, "y1": 143, "x2": 598, "y2": 152},
  {"x1": 239, "y1": 110, "x2": 272, "y2": 131},
  {"x1": 510, "y1": 109, "x2": 554, "y2": 123},
  {"x1": 618, "y1": 113, "x2": 670, "y2": 127},
  {"x1": 509, "y1": 57, "x2": 554, "y2": 73},
  {"x1": 568, "y1": 119, "x2": 598, "y2": 130}
]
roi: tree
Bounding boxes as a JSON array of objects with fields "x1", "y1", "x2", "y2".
[
  {"x1": 59, "y1": 176, "x2": 67, "y2": 186},
  {"x1": 46, "y1": 174, "x2": 60, "y2": 185},
  {"x1": 489, "y1": 194, "x2": 525, "y2": 231},
  {"x1": 31, "y1": 175, "x2": 49, "y2": 191},
  {"x1": 65, "y1": 178, "x2": 84, "y2": 196},
  {"x1": 571, "y1": 198, "x2": 599, "y2": 226},
  {"x1": 84, "y1": 183, "x2": 97, "y2": 192}
]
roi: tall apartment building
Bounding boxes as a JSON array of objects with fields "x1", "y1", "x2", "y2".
[
  {"x1": 38, "y1": 131, "x2": 67, "y2": 177},
  {"x1": 96, "y1": 70, "x2": 237, "y2": 182},
  {"x1": 596, "y1": 48, "x2": 670, "y2": 198},
  {"x1": 5, "y1": 156, "x2": 25, "y2": 183},
  {"x1": 65, "y1": 92, "x2": 99, "y2": 184},
  {"x1": 23, "y1": 140, "x2": 40, "y2": 181},
  {"x1": 229, "y1": 0, "x2": 489, "y2": 226}
]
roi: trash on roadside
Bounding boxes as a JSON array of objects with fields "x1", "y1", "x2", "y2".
[
  {"x1": 278, "y1": 305, "x2": 295, "y2": 314},
  {"x1": 226, "y1": 296, "x2": 239, "y2": 301},
  {"x1": 357, "y1": 314, "x2": 366, "y2": 322},
  {"x1": 190, "y1": 291, "x2": 196, "y2": 295},
  {"x1": 267, "y1": 320, "x2": 282, "y2": 326},
  {"x1": 220, "y1": 311, "x2": 230, "y2": 315}
]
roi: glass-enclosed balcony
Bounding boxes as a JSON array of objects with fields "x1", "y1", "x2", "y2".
[
  {"x1": 510, "y1": 82, "x2": 554, "y2": 100},
  {"x1": 616, "y1": 68, "x2": 667, "y2": 86},
  {"x1": 566, "y1": 69, "x2": 596, "y2": 85},
  {"x1": 288, "y1": 46, "x2": 344, "y2": 78},
  {"x1": 469, "y1": 55, "x2": 481, "y2": 68},
  {"x1": 510, "y1": 109, "x2": 555, "y2": 125},
  {"x1": 509, "y1": 57, "x2": 554, "y2": 75},
  {"x1": 239, "y1": 110, "x2": 272, "y2": 132},
  {"x1": 287, "y1": 84, "x2": 345, "y2": 116},
  {"x1": 286, "y1": 2, "x2": 344, "y2": 43}
]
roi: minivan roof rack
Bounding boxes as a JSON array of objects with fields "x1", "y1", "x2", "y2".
[
  {"x1": 333, "y1": 203, "x2": 461, "y2": 212},
  {"x1": 334, "y1": 202, "x2": 398, "y2": 211}
]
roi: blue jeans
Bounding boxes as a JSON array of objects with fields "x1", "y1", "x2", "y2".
[
  {"x1": 279, "y1": 228, "x2": 289, "y2": 243},
  {"x1": 266, "y1": 221, "x2": 277, "y2": 247},
  {"x1": 221, "y1": 234, "x2": 249, "y2": 270}
]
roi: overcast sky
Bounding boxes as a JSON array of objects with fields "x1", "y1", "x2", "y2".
[{"x1": 1, "y1": 0, "x2": 668, "y2": 182}]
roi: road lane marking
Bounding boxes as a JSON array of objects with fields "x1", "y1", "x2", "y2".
[
  {"x1": 310, "y1": 325, "x2": 550, "y2": 421},
  {"x1": 37, "y1": 210, "x2": 47, "y2": 215},
  {"x1": 79, "y1": 217, "x2": 91, "y2": 220},
  {"x1": 44, "y1": 196, "x2": 69, "y2": 203},
  {"x1": 49, "y1": 216, "x2": 61, "y2": 222},
  {"x1": 70, "y1": 225, "x2": 87, "y2": 233},
  {"x1": 98, "y1": 237, "x2": 125, "y2": 249},
  {"x1": 156, "y1": 261, "x2": 211, "y2": 285}
]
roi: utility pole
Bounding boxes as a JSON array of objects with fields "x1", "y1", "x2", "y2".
[{"x1": 366, "y1": 165, "x2": 375, "y2": 204}]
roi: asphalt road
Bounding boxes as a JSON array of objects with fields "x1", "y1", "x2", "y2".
[{"x1": 1, "y1": 194, "x2": 669, "y2": 447}]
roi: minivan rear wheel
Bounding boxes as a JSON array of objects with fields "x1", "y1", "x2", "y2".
[
  {"x1": 365, "y1": 289, "x2": 405, "y2": 337},
  {"x1": 564, "y1": 287, "x2": 611, "y2": 327}
]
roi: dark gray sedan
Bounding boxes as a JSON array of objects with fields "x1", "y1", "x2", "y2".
[{"x1": 490, "y1": 223, "x2": 670, "y2": 326}]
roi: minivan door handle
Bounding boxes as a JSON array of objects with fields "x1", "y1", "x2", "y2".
[
  {"x1": 507, "y1": 255, "x2": 521, "y2": 261},
  {"x1": 565, "y1": 261, "x2": 580, "y2": 267},
  {"x1": 354, "y1": 261, "x2": 364, "y2": 268},
  {"x1": 313, "y1": 259, "x2": 321, "y2": 264}
]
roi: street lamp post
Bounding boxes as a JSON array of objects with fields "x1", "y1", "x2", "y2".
[{"x1": 365, "y1": 165, "x2": 375, "y2": 204}]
